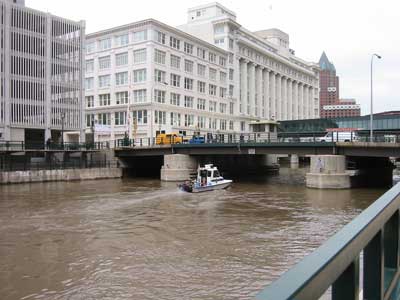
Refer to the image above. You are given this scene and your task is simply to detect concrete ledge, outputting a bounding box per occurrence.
[306,173,351,189]
[0,168,122,184]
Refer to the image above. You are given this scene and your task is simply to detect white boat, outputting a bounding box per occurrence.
[178,164,232,193]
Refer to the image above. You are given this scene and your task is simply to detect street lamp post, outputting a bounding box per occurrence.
[61,112,65,148]
[370,53,382,142]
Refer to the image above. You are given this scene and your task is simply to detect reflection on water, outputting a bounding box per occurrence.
[0,168,385,300]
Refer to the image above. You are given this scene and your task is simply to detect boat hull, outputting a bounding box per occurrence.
[191,180,232,193]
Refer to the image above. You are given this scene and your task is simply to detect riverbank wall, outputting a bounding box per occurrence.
[0,168,122,184]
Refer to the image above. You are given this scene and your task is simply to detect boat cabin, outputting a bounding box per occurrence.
[197,164,222,186]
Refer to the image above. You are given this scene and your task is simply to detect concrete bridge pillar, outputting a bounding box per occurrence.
[290,154,299,169]
[261,154,280,172]
[160,154,197,181]
[306,155,350,189]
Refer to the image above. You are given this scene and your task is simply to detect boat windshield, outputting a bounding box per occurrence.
[207,170,212,177]
[213,170,220,178]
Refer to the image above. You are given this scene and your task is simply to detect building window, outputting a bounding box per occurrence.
[170,36,180,49]
[99,56,111,70]
[86,42,95,54]
[98,38,111,51]
[184,114,194,127]
[132,110,148,124]
[229,85,234,96]
[170,112,181,126]
[170,93,181,106]
[184,96,194,108]
[85,59,94,72]
[154,69,166,83]
[115,52,128,66]
[154,89,166,103]
[133,69,147,83]
[85,77,94,90]
[229,102,234,115]
[99,94,111,106]
[154,49,166,64]
[209,84,217,96]
[98,75,110,88]
[115,34,129,46]
[228,53,233,64]
[184,59,194,73]
[114,111,126,125]
[219,103,227,114]
[155,31,165,44]
[214,24,224,34]
[116,91,128,104]
[133,30,147,42]
[229,39,234,50]
[86,114,95,127]
[184,42,193,54]
[219,57,226,67]
[229,69,234,81]
[209,118,217,129]
[115,72,128,85]
[215,38,224,45]
[220,87,227,98]
[154,110,166,125]
[170,74,180,87]
[197,98,206,110]
[170,54,181,69]
[197,64,206,77]
[184,78,193,90]
[229,120,234,130]
[240,121,245,131]
[86,96,94,108]
[220,119,227,130]
[133,49,147,63]
[209,101,216,112]
[197,81,206,93]
[133,89,147,103]
[220,71,227,83]
[209,52,217,63]
[197,116,206,128]
[97,113,111,125]
[197,48,206,59]
[209,68,217,81]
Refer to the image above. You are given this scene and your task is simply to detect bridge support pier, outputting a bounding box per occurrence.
[290,154,299,169]
[306,155,350,189]
[160,154,197,181]
[261,155,280,172]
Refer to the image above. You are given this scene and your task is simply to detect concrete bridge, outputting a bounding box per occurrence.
[115,141,400,189]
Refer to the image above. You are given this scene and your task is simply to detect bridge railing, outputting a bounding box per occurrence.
[256,183,400,300]
[0,141,109,151]
[112,130,400,148]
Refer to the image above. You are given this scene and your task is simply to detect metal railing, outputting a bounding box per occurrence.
[111,131,400,148]
[256,183,400,300]
[0,141,110,151]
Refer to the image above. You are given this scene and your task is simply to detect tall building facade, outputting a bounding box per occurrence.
[319,52,360,118]
[0,0,85,144]
[84,3,319,143]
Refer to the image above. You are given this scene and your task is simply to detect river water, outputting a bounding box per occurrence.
[0,168,385,300]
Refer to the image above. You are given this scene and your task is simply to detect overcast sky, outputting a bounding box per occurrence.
[29,0,399,115]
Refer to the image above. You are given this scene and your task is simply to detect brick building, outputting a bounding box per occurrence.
[319,52,360,118]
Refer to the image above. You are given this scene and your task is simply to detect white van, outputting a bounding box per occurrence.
[319,131,358,142]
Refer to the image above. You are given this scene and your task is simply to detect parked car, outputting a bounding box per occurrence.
[189,136,205,144]
[319,131,358,142]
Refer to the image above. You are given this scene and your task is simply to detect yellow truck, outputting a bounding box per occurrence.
[156,133,186,145]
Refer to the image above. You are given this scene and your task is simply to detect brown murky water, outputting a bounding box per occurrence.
[0,168,385,300]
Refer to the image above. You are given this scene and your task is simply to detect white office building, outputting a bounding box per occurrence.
[0,0,85,145]
[84,3,319,144]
